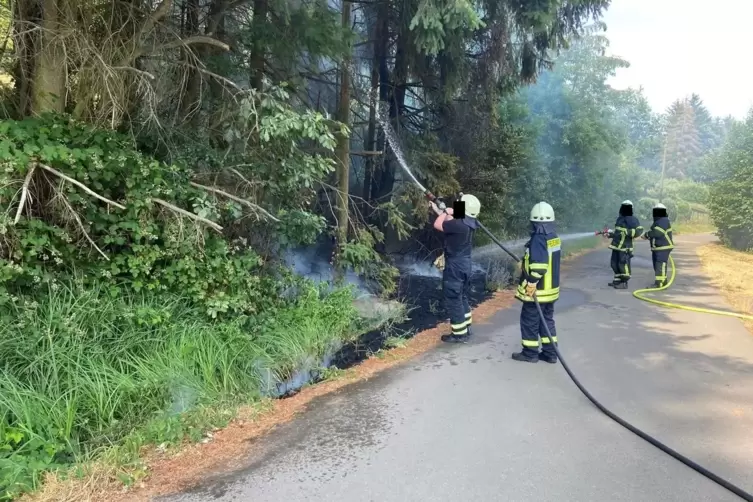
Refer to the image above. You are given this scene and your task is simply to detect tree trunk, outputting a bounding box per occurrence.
[250,0,268,91]
[334,0,352,278]
[32,0,67,114]
[362,0,387,203]
[371,19,408,206]
[180,0,201,120]
[13,0,41,117]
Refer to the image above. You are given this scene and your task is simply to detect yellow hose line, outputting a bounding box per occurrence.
[632,255,753,321]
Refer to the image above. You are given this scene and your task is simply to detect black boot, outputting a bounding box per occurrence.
[441,334,469,344]
[653,280,663,288]
[613,281,628,290]
[539,351,558,364]
[512,351,539,363]
[608,279,621,287]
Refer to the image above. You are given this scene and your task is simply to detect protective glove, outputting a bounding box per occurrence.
[525,281,538,297]
[433,253,446,271]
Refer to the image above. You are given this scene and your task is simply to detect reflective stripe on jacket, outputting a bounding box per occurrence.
[516,231,561,304]
[609,215,643,252]
[646,216,674,251]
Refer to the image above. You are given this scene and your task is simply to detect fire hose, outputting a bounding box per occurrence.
[632,255,753,321]
[377,120,753,501]
[595,228,753,320]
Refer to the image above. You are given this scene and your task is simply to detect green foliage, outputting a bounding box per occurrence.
[0,88,345,318]
[0,280,357,499]
[410,0,484,55]
[708,112,753,250]
[0,116,265,317]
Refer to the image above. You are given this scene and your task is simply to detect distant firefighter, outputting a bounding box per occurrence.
[430,194,481,344]
[606,200,643,289]
[641,203,674,288]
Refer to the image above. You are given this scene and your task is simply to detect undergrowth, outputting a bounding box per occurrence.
[0,280,357,499]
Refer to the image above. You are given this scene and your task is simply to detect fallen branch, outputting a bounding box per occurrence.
[14,165,36,224]
[59,193,109,261]
[37,163,126,210]
[190,181,280,222]
[152,198,224,233]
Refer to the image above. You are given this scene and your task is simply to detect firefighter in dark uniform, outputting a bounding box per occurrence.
[430,194,481,344]
[641,202,674,288]
[512,201,561,364]
[607,200,643,289]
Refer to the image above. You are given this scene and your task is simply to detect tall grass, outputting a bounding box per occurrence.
[0,281,357,499]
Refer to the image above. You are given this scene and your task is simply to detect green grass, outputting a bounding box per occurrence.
[0,281,357,499]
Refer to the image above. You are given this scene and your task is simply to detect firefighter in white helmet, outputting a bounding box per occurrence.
[641,202,674,288]
[430,193,481,343]
[512,201,561,364]
[605,200,643,289]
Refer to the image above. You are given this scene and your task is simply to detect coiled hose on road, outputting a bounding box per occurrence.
[633,255,753,321]
[479,225,753,502]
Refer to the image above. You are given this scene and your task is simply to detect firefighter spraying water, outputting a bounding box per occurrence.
[429,194,481,344]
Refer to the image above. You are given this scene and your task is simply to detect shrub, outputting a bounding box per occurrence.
[708,112,753,250]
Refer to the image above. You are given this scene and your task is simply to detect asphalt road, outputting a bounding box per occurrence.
[161,234,753,502]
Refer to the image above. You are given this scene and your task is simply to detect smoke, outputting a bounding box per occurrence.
[400,232,599,279]
[284,247,371,297]
[474,232,597,260]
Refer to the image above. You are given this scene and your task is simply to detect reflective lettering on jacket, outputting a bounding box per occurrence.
[609,215,644,252]
[646,216,674,251]
[516,233,561,304]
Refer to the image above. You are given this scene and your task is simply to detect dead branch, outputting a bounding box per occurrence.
[154,36,230,53]
[14,165,36,225]
[306,149,384,156]
[190,181,280,222]
[141,0,174,40]
[36,163,127,210]
[110,66,156,80]
[152,198,224,233]
[228,167,261,187]
[58,191,109,261]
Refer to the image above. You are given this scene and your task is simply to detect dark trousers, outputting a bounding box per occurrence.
[443,259,472,335]
[610,250,631,281]
[520,301,557,357]
[652,250,671,283]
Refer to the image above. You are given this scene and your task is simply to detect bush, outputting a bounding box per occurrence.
[0,112,335,318]
[708,112,753,250]
[0,280,356,499]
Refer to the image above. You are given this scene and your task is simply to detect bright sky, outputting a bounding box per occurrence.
[601,0,753,119]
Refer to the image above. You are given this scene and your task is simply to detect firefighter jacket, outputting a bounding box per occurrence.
[645,216,674,252]
[442,216,479,261]
[516,222,561,304]
[609,215,643,252]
